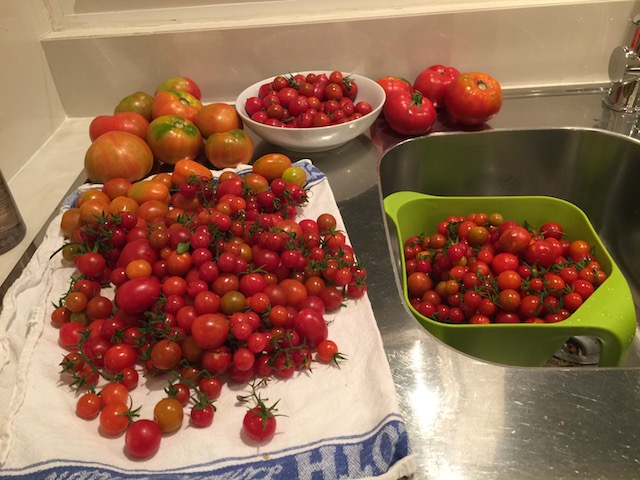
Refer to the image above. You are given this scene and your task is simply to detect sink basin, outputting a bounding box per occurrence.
[379,127,640,367]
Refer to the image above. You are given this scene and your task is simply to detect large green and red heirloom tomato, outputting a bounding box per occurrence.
[146,115,203,165]
[204,128,254,169]
[445,72,503,126]
[114,91,154,121]
[89,112,149,141]
[151,90,203,124]
[155,77,202,101]
[84,131,154,183]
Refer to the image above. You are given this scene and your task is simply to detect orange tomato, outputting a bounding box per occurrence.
[171,158,213,186]
[125,259,153,279]
[102,178,133,200]
[195,103,242,138]
[252,153,292,182]
[79,199,110,225]
[60,208,82,238]
[77,189,111,207]
[136,200,170,223]
[109,196,139,214]
[127,180,170,205]
[204,129,253,170]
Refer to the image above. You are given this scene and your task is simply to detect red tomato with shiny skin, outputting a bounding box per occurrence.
[89,112,150,142]
[155,77,202,101]
[84,131,154,183]
[383,90,436,136]
[413,65,461,109]
[147,115,203,165]
[115,276,162,314]
[152,90,202,124]
[204,129,254,169]
[125,419,162,458]
[445,72,503,126]
[375,76,412,103]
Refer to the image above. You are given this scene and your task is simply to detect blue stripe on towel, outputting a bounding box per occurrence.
[1,415,410,479]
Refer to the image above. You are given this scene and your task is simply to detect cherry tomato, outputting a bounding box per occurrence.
[125,419,162,458]
[243,406,277,442]
[153,397,184,433]
[99,402,131,436]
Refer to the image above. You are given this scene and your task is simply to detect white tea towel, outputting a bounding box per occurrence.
[0,160,416,479]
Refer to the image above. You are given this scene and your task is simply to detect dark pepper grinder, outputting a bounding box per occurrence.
[0,170,26,254]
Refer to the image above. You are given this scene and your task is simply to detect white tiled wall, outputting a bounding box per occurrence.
[2,0,638,179]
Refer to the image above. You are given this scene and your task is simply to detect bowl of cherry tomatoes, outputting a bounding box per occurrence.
[235,71,385,152]
[383,191,636,367]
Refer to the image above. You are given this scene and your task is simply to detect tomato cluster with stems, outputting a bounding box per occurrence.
[54,158,360,457]
[403,212,607,325]
[245,71,373,128]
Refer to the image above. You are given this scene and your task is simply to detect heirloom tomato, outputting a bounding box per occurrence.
[151,90,202,124]
[445,72,503,126]
[89,112,150,142]
[375,76,412,104]
[84,131,154,183]
[114,91,154,121]
[383,90,436,136]
[147,115,203,165]
[204,128,254,169]
[155,76,202,101]
[413,65,460,109]
[171,158,213,186]
[195,103,242,138]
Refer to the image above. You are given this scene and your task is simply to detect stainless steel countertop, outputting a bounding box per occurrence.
[3,85,638,479]
[264,86,640,480]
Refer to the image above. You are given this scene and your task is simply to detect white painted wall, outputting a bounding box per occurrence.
[0,0,66,181]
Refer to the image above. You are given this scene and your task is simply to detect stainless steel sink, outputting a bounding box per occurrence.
[379,127,640,367]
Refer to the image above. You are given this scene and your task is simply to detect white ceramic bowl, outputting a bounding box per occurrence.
[235,71,385,153]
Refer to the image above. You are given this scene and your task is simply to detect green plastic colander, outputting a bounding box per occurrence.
[383,191,636,367]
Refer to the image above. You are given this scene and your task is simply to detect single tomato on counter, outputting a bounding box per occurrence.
[413,65,460,109]
[383,90,436,136]
[445,72,503,126]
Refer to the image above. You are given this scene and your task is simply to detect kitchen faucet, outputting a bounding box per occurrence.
[601,14,640,136]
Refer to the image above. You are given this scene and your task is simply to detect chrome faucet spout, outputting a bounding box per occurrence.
[601,15,640,136]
